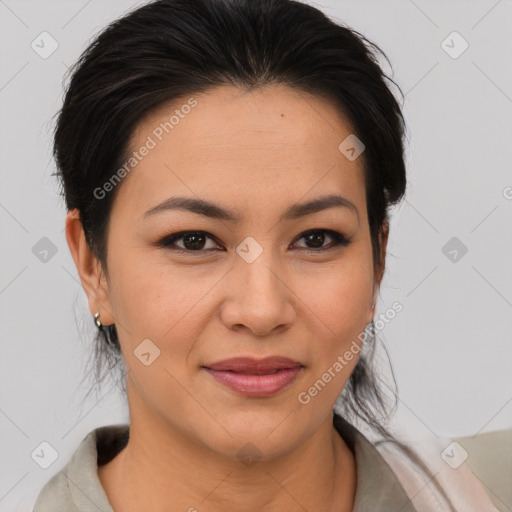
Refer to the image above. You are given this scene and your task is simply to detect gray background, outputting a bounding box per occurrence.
[1,0,511,510]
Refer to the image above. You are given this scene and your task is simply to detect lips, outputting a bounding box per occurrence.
[204,356,302,373]
[202,356,303,397]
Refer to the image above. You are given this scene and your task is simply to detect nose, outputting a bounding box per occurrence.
[220,249,296,337]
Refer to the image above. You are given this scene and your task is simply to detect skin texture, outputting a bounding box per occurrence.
[66,84,388,512]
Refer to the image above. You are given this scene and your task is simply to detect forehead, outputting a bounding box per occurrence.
[111,84,366,220]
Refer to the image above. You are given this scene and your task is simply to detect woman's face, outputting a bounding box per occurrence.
[77,84,385,459]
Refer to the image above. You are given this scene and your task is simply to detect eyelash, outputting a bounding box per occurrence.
[156,229,352,255]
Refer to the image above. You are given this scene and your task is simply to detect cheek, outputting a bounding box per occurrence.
[107,249,218,354]
[298,253,374,336]
[292,257,373,408]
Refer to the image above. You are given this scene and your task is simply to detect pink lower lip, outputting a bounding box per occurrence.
[203,367,303,397]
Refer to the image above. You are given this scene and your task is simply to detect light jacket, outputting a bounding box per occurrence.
[31,413,507,511]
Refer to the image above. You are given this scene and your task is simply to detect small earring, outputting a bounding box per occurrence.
[94,311,102,328]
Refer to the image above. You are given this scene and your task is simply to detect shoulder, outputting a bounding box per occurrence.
[375,428,510,512]
[32,424,129,512]
[453,429,512,512]
[32,470,77,512]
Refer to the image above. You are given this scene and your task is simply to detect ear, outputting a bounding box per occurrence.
[65,209,115,326]
[368,220,389,321]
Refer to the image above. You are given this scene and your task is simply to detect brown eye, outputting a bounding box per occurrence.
[158,231,222,253]
[304,231,326,248]
[180,232,207,250]
[292,229,351,251]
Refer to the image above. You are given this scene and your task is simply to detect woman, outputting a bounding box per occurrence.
[33,0,500,510]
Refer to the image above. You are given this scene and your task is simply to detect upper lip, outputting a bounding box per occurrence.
[203,356,303,373]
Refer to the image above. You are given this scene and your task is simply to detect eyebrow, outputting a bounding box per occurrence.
[140,194,360,224]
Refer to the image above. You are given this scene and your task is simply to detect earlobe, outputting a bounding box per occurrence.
[65,209,115,326]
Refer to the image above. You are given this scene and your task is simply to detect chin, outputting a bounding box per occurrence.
[194,409,307,459]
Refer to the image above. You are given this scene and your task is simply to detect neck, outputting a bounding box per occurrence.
[98,402,356,512]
